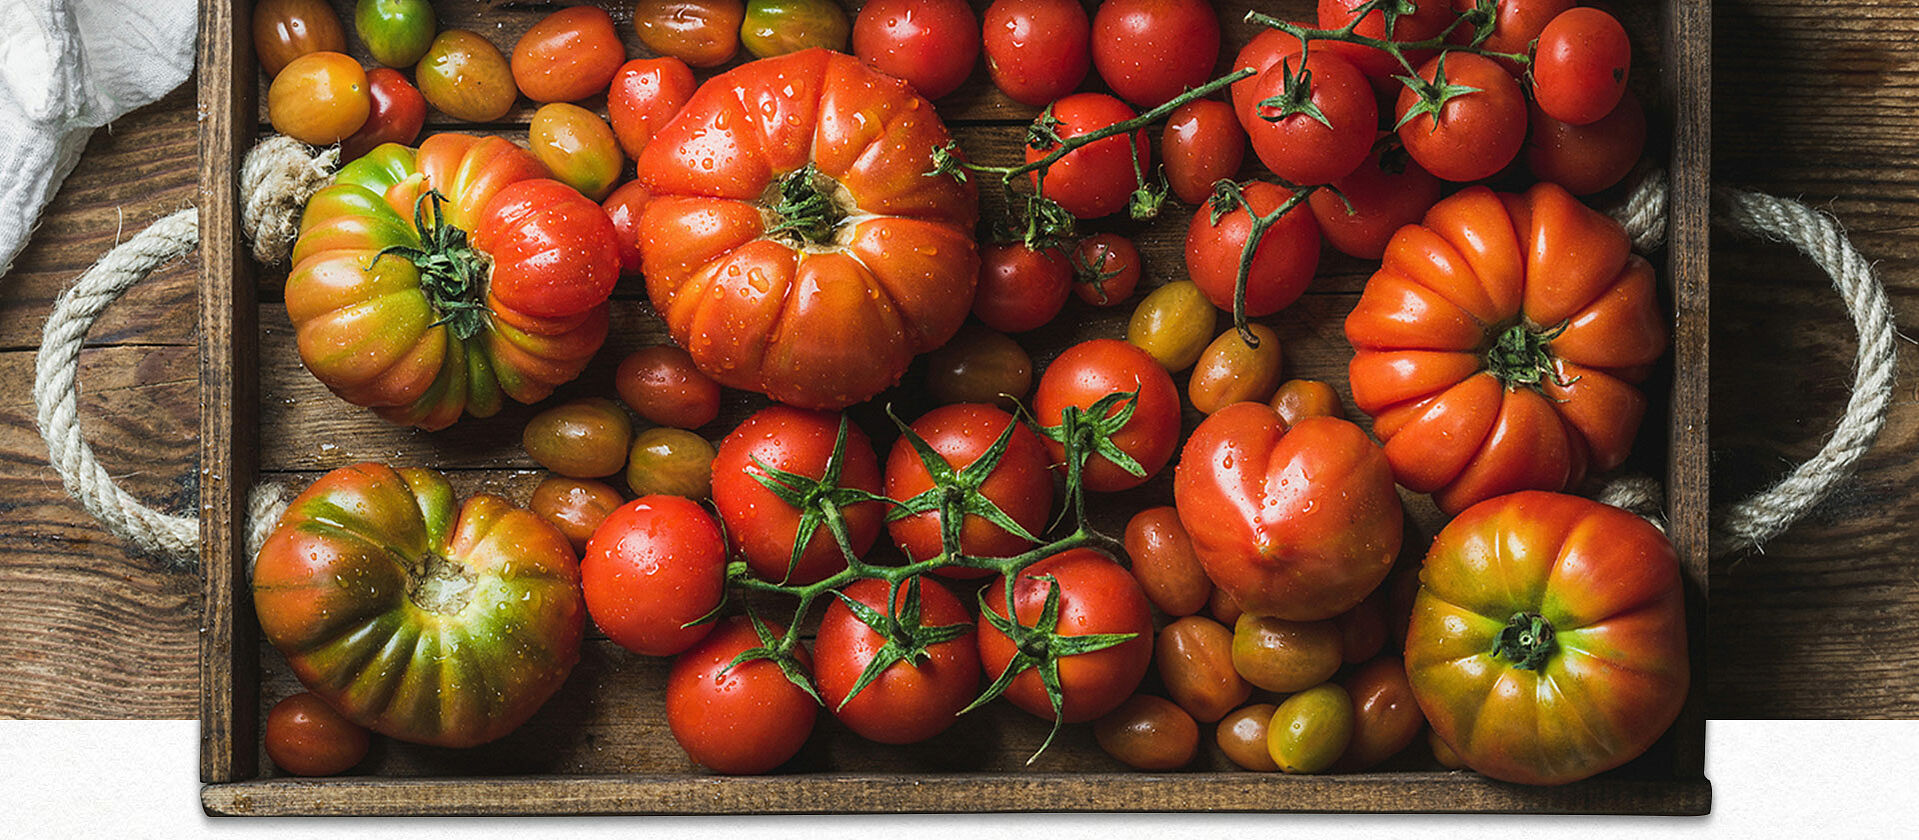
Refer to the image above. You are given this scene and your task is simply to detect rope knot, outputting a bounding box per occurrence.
[238,136,338,265]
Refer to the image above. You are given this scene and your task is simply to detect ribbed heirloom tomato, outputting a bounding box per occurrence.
[636,49,980,409]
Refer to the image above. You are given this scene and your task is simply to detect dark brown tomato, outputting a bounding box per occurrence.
[1210,584,1244,627]
[1231,614,1342,693]
[1123,506,1210,616]
[616,345,722,430]
[529,475,625,553]
[1093,694,1200,770]
[1188,324,1284,415]
[1333,591,1388,664]
[633,0,745,68]
[1217,703,1281,771]
[1336,655,1424,771]
[523,398,635,479]
[1155,615,1251,724]
[926,328,1034,410]
[254,0,347,77]
[626,427,717,499]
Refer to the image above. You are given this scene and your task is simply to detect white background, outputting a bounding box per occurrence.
[4,719,1916,837]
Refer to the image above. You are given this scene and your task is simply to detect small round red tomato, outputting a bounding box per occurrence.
[1526,90,1647,195]
[529,475,624,553]
[1394,52,1527,182]
[354,0,436,68]
[416,30,517,123]
[1094,694,1200,770]
[1027,93,1149,219]
[741,0,850,58]
[1228,27,1296,120]
[1533,7,1632,126]
[264,692,369,777]
[1071,234,1141,306]
[1449,0,1571,73]
[1161,99,1246,206]
[1269,378,1345,427]
[926,328,1034,410]
[1123,505,1210,616]
[1241,49,1376,185]
[1126,281,1215,371]
[1186,181,1321,317]
[1308,137,1443,260]
[1188,324,1284,415]
[853,0,980,100]
[666,615,817,774]
[1034,339,1181,492]
[583,495,727,657]
[1336,655,1424,771]
[603,180,653,276]
[255,0,346,77]
[530,103,624,201]
[815,577,980,744]
[1217,703,1281,771]
[1090,0,1221,108]
[339,67,424,161]
[1156,616,1250,723]
[974,242,1073,333]
[885,403,1054,566]
[1315,0,1452,86]
[616,345,722,430]
[634,0,745,67]
[523,398,634,479]
[608,57,697,160]
[267,52,369,145]
[626,427,717,499]
[512,5,626,103]
[982,0,1091,106]
[712,406,884,584]
[978,549,1154,723]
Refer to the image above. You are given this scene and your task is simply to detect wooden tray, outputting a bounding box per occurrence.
[196,0,1712,816]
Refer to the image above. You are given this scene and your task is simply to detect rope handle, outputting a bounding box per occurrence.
[31,147,1900,568]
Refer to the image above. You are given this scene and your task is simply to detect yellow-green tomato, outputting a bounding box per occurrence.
[1127,281,1215,371]
[529,103,625,201]
[355,0,437,67]
[626,427,717,499]
[740,0,849,58]
[416,30,516,122]
[1267,684,1354,774]
[523,398,634,479]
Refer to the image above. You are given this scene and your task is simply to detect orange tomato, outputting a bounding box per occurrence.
[267,51,369,144]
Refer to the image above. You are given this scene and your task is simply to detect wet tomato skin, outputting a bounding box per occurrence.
[1161,98,1246,206]
[982,0,1092,106]
[633,0,746,68]
[1217,703,1281,771]
[512,5,626,103]
[1123,505,1211,616]
[665,615,817,774]
[616,345,722,430]
[1094,694,1201,770]
[1156,615,1252,723]
[522,398,635,479]
[529,475,625,553]
[264,692,370,777]
[255,0,347,77]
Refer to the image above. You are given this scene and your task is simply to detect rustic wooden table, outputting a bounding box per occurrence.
[2,1,1913,721]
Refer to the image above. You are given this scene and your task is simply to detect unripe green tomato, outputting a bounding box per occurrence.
[740,0,849,58]
[1266,683,1354,774]
[355,0,437,67]
[1127,281,1215,371]
[529,103,625,201]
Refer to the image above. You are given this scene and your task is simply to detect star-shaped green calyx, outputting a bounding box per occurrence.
[830,576,974,711]
[745,414,886,584]
[964,575,1140,764]
[885,405,1043,560]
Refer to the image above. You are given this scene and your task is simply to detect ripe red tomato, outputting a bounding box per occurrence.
[264,692,369,777]
[1533,7,1632,126]
[1033,339,1181,493]
[1527,89,1646,195]
[978,549,1154,723]
[339,67,424,161]
[1307,138,1443,259]
[1394,52,1527,182]
[1240,47,1376,185]
[1161,98,1245,206]
[615,344,721,430]
[974,242,1073,333]
[266,52,369,145]
[1449,0,1571,73]
[1027,92,1148,219]
[1185,181,1321,317]
[1071,233,1142,306]
[982,0,1091,106]
[1315,0,1452,86]
[1090,0,1221,108]
[1228,27,1296,119]
[853,0,980,101]
[884,403,1054,566]
[666,616,818,774]
[581,496,727,657]
[815,577,981,744]
[511,5,626,103]
[712,405,884,584]
[602,179,652,277]
[607,57,697,160]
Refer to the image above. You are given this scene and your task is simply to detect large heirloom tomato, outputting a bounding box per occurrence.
[636,49,980,409]
[253,463,586,748]
[287,134,618,430]
[1406,492,1689,785]
[1344,183,1668,514]
[1173,406,1402,622]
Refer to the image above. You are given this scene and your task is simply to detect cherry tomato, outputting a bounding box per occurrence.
[616,345,722,430]
[1126,281,1215,372]
[1231,614,1342,693]
[530,103,624,201]
[978,549,1154,723]
[1033,339,1181,492]
[254,0,346,77]
[1094,694,1200,770]
[339,67,424,161]
[1337,655,1424,771]
[583,496,728,657]
[1394,52,1527,182]
[416,30,516,123]
[523,398,634,479]
[885,403,1054,565]
[1123,506,1210,616]
[1217,703,1281,771]
[741,0,850,58]
[1228,27,1297,120]
[603,180,653,277]
[354,0,436,68]
[712,406,884,585]
[513,5,626,103]
[1267,683,1354,773]
[973,242,1073,333]
[1161,99,1246,206]
[1269,379,1346,427]
[264,692,369,777]
[1333,592,1388,664]
[1156,616,1251,723]
[1188,324,1284,415]
[926,329,1034,410]
[1210,584,1244,626]
[529,475,624,553]
[634,0,746,68]
[1090,0,1221,108]
[1315,0,1452,86]
[1071,234,1141,306]
[666,615,816,774]
[853,0,980,101]
[1533,7,1631,126]
[1449,0,1571,74]
[982,0,1091,106]
[815,577,980,744]
[267,52,369,145]
[626,427,717,499]
[1308,138,1443,259]
[1028,93,1149,219]
[1185,181,1321,317]
[1526,90,1647,195]
[608,57,697,160]
[1240,48,1376,185]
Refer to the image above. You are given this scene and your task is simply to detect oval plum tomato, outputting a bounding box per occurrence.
[666,615,817,774]
[267,52,369,145]
[1161,99,1246,206]
[853,0,980,101]
[741,0,851,58]
[1533,7,1631,126]
[512,5,626,103]
[1315,0,1452,86]
[1267,683,1354,773]
[265,692,370,777]
[1126,281,1215,371]
[354,0,436,68]
[530,103,624,201]
[1449,0,1571,73]
[529,474,624,553]
[1217,703,1281,771]
[1071,233,1141,306]
[978,549,1154,723]
[633,0,745,68]
[339,67,424,161]
[607,57,697,160]
[625,427,717,498]
[1333,591,1389,663]
[1270,378,1346,427]
[416,30,517,122]
[1174,408,1403,621]
[1394,52,1527,182]
[982,0,1091,106]
[603,179,652,276]
[1188,324,1284,415]
[1123,505,1210,616]
[1090,0,1221,108]
[1231,613,1343,693]
[1344,183,1667,513]
[254,0,346,77]
[1241,49,1376,185]
[712,405,884,585]
[616,345,722,430]
[582,495,727,657]
[1308,137,1443,260]
[1034,339,1181,493]
[1336,654,1423,771]
[1156,616,1251,723]
[885,403,1053,567]
[1186,181,1321,317]
[522,398,634,479]
[815,577,980,744]
[1526,90,1646,195]
[1094,695,1200,769]
[926,328,1034,410]
[1027,93,1149,219]
[974,243,1073,333]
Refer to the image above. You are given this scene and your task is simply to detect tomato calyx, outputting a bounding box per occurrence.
[827,576,973,711]
[1070,240,1126,305]
[764,165,851,246]
[885,405,1043,556]
[1490,611,1558,671]
[1032,389,1148,523]
[406,552,477,614]
[745,415,889,583]
[1257,57,1335,131]
[1391,52,1484,131]
[372,189,492,340]
[1485,320,1580,391]
[722,606,825,704]
[967,573,1140,762]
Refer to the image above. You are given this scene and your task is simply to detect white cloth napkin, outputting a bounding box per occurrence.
[0,0,196,276]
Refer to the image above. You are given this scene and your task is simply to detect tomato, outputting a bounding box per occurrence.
[1230,613,1342,693]
[511,5,626,103]
[1430,727,1467,769]
[530,103,624,201]
[608,57,697,160]
[982,0,1091,106]
[1156,616,1250,723]
[1533,7,1631,126]
[815,577,980,744]
[1449,0,1571,73]
[1033,339,1181,493]
[884,403,1054,565]
[1185,181,1321,318]
[1526,90,1647,195]
[603,179,653,277]
[1174,408,1402,620]
[1308,137,1443,260]
[1333,591,1389,664]
[626,427,717,498]
[978,549,1154,723]
[1267,683,1353,773]
[529,475,624,553]
[1026,93,1148,220]
[634,0,746,68]
[926,328,1034,410]
[264,693,370,777]
[1188,324,1284,415]
[255,464,584,747]
[712,405,884,584]
[666,616,817,774]
[973,242,1073,333]
[1269,378,1345,427]
[1094,695,1200,770]
[615,345,722,429]
[582,495,727,657]
[1394,52,1527,182]
[340,68,425,162]
[523,398,633,479]
[637,50,979,409]
[1315,0,1452,86]
[1216,703,1281,771]
[1161,99,1246,206]
[1336,655,1423,771]
[1344,183,1667,513]
[1209,584,1243,626]
[1240,49,1376,186]
[267,52,369,145]
[1123,506,1210,616]
[1126,280,1215,371]
[741,0,851,58]
[1227,27,1297,120]
[1071,234,1141,306]
[354,0,436,68]
[1090,0,1221,108]
[254,0,346,77]
[853,0,980,101]
[288,136,618,428]
[1407,492,1690,785]
[416,30,517,123]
